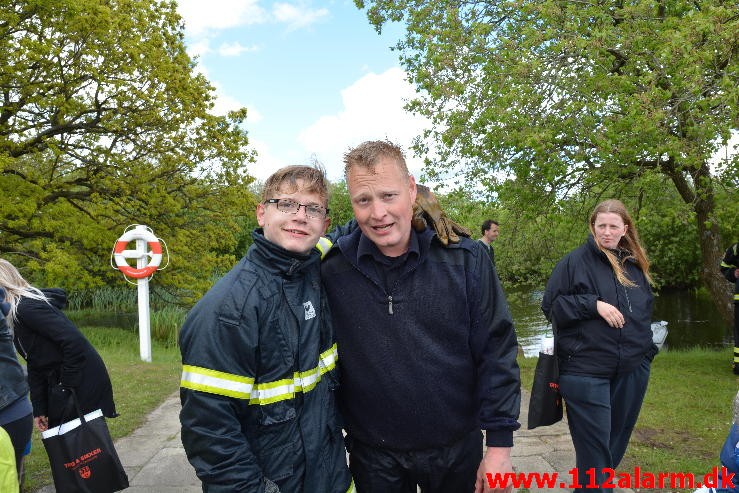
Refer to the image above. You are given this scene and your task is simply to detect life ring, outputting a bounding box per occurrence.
[113,229,162,279]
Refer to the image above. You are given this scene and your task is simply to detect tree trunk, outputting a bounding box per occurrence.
[693,192,733,328]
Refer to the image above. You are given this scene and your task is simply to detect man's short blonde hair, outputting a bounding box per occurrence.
[343,140,409,180]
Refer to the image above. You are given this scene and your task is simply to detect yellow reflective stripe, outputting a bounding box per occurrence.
[734,294,739,301]
[722,261,737,268]
[249,343,338,404]
[318,343,339,375]
[181,365,254,399]
[316,236,333,259]
[346,478,356,493]
[183,344,340,404]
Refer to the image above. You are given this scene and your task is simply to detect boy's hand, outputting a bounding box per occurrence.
[412,184,471,246]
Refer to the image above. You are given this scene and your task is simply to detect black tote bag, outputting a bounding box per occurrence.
[527,326,563,429]
[41,390,128,493]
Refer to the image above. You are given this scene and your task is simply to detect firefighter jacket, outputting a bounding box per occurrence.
[179,230,353,493]
[721,242,739,303]
[542,235,657,377]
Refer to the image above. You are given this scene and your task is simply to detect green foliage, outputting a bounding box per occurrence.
[357,0,738,314]
[0,0,257,301]
[328,181,355,229]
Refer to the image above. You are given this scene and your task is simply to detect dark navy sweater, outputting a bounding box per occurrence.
[322,227,520,450]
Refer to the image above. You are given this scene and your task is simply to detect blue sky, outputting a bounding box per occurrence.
[176,0,430,182]
[175,0,736,185]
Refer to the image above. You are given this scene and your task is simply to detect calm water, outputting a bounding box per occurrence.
[506,286,733,357]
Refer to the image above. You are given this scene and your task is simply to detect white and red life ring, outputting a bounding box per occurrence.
[113,229,162,279]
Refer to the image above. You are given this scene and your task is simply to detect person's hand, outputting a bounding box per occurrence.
[734,268,739,279]
[475,447,513,493]
[597,300,625,328]
[34,416,49,432]
[412,184,471,246]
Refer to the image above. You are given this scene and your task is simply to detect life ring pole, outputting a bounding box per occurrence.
[135,226,152,363]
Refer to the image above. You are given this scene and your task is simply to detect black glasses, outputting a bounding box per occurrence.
[264,198,329,219]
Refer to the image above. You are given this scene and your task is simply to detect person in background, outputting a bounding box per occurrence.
[321,140,520,493]
[479,219,499,267]
[720,242,739,375]
[542,199,657,493]
[0,289,32,484]
[0,259,117,432]
[179,165,354,493]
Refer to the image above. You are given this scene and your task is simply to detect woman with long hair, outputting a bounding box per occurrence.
[542,199,657,493]
[0,259,117,432]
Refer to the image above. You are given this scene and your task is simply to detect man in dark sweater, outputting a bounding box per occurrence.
[322,140,520,493]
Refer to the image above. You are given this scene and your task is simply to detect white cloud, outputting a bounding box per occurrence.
[176,0,268,36]
[297,67,430,180]
[272,2,329,31]
[218,41,260,57]
[248,139,293,181]
[187,39,211,59]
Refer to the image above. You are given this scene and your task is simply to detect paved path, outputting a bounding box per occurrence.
[35,389,633,493]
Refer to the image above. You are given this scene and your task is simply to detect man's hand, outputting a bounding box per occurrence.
[412,184,471,246]
[475,447,513,493]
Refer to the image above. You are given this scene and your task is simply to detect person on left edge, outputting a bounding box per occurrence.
[321,140,520,493]
[0,288,32,483]
[179,165,354,493]
[542,199,657,493]
[720,242,739,375]
[0,259,118,432]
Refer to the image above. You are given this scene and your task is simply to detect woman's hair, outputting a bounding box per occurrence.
[588,199,653,287]
[0,258,47,328]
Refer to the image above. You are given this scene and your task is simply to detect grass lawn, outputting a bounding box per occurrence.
[518,346,738,492]
[21,327,181,493]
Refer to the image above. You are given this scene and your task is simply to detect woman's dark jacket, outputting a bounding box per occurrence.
[13,288,116,426]
[542,235,657,377]
[0,313,29,415]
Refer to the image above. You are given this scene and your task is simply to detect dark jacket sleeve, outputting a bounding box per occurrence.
[541,254,599,329]
[721,244,738,283]
[470,241,521,447]
[179,280,268,493]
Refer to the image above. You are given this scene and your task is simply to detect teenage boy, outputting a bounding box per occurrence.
[179,165,354,493]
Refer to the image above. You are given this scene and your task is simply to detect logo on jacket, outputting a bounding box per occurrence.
[79,466,91,479]
[303,301,316,320]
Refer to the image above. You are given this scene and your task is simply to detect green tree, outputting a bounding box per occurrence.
[357,0,738,322]
[0,0,255,299]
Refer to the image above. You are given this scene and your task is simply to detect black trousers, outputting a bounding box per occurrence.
[346,429,482,493]
[733,299,738,375]
[558,358,651,493]
[2,413,33,476]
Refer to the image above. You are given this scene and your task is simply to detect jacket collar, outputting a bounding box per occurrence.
[247,228,320,277]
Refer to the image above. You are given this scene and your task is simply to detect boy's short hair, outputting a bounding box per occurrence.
[261,165,330,206]
[343,140,409,180]
[481,219,499,235]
